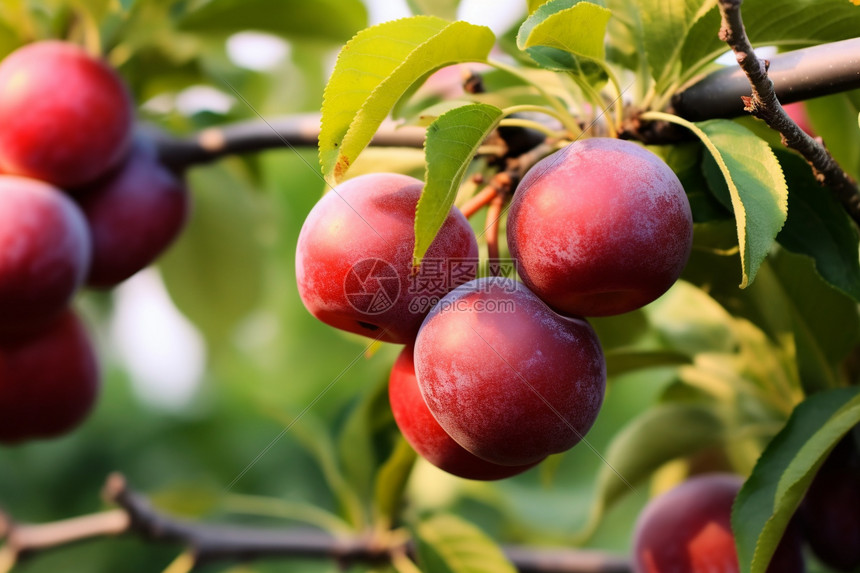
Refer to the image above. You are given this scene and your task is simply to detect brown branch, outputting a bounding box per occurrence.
[0,473,631,573]
[151,114,427,172]
[672,37,860,121]
[461,184,499,219]
[716,0,860,227]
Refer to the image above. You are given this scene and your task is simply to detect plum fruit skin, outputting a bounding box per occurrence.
[632,473,805,573]
[507,138,693,317]
[295,173,478,344]
[0,176,91,337]
[783,102,815,137]
[76,139,190,288]
[389,346,541,480]
[414,277,606,467]
[0,41,133,188]
[0,311,100,444]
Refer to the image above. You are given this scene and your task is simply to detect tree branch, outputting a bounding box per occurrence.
[0,473,631,573]
[151,37,860,171]
[672,37,860,121]
[712,0,860,226]
[152,114,426,172]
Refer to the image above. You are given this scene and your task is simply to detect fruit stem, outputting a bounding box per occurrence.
[485,191,506,274]
[571,74,618,138]
[594,61,626,133]
[501,104,578,139]
[488,59,583,138]
[460,185,499,219]
[498,118,566,140]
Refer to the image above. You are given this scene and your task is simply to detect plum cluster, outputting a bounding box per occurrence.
[297,138,693,480]
[0,41,190,445]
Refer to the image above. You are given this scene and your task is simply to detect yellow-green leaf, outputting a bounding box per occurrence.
[635,0,716,88]
[644,114,787,288]
[406,0,460,20]
[681,0,860,82]
[519,0,610,61]
[528,0,550,12]
[576,403,725,540]
[319,16,494,185]
[414,103,503,265]
[415,514,516,573]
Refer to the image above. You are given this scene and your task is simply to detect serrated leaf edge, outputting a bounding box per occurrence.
[413,103,503,265]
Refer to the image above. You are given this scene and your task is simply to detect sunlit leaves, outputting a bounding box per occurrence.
[414,103,503,264]
[687,119,788,287]
[633,0,715,88]
[180,0,368,42]
[319,16,494,185]
[517,0,611,72]
[775,150,860,302]
[681,0,860,82]
[415,514,517,573]
[578,403,725,539]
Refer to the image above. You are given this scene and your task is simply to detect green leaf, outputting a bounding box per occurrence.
[319,16,495,185]
[646,280,736,356]
[589,309,650,350]
[517,0,611,68]
[337,372,397,508]
[0,17,22,61]
[73,0,113,24]
[805,92,860,181]
[414,103,503,264]
[605,0,648,85]
[414,514,516,573]
[528,0,550,12]
[150,483,219,518]
[605,349,691,377]
[774,149,860,302]
[733,387,860,573]
[221,494,353,536]
[680,0,860,82]
[179,0,368,42]
[514,0,610,76]
[693,119,788,287]
[347,147,428,181]
[276,410,366,529]
[373,437,417,527]
[769,249,860,392]
[634,0,716,87]
[650,142,731,223]
[406,0,461,20]
[578,403,725,539]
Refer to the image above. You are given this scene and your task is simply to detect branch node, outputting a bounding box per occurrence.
[198,128,227,152]
[716,0,860,227]
[102,472,127,503]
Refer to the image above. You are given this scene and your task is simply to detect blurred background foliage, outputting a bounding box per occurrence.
[0,1,858,572]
